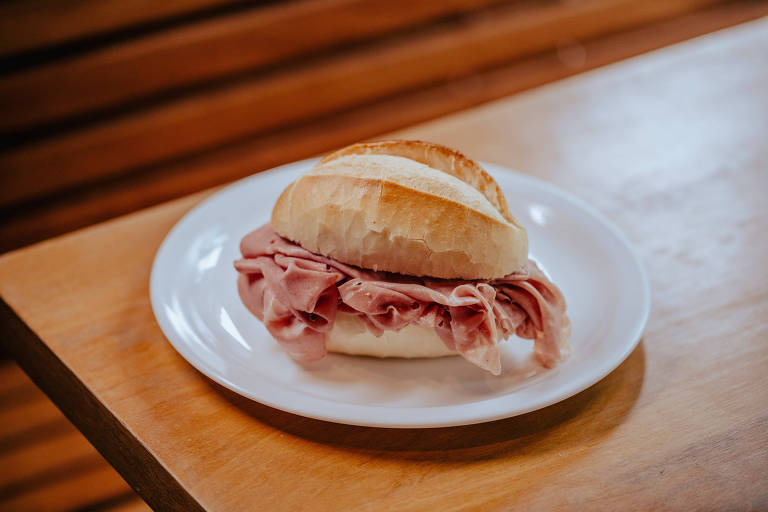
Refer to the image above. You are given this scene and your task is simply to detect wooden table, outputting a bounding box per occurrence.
[2,18,767,511]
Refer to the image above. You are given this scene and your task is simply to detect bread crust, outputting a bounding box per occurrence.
[272,140,527,279]
[322,140,518,225]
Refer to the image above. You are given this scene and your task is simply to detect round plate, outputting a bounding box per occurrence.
[150,159,650,428]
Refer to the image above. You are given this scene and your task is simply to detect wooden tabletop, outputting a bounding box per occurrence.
[2,18,767,511]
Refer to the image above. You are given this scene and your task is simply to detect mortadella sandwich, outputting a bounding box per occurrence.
[234,140,570,375]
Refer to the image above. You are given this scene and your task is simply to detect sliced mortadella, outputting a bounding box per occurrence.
[234,224,569,374]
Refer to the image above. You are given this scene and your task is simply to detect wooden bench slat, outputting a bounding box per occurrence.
[0,0,506,132]
[105,497,152,512]
[0,392,68,445]
[0,463,135,512]
[0,0,726,210]
[0,361,143,510]
[2,0,763,254]
[0,362,70,448]
[0,429,104,493]
[0,360,31,396]
[0,0,242,58]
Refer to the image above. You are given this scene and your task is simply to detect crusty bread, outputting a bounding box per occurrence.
[321,140,517,224]
[271,140,527,279]
[326,313,456,358]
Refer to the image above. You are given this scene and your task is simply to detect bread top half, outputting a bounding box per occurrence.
[271,140,528,279]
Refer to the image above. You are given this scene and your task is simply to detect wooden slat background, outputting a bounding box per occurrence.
[0,0,731,198]
[0,0,508,131]
[0,0,244,58]
[0,361,150,511]
[1,0,767,254]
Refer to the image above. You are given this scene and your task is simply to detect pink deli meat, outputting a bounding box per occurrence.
[234,225,570,375]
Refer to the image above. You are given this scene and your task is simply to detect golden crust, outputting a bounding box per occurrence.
[321,140,519,226]
[272,140,528,279]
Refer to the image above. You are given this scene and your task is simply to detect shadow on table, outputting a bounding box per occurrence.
[205,341,645,462]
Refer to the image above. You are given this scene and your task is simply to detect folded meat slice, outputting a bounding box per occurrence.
[234,225,570,374]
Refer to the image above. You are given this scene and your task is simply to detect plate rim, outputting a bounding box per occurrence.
[150,159,651,428]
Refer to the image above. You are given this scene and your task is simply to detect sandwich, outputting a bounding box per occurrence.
[234,140,570,375]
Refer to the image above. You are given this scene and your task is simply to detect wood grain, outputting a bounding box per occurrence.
[0,463,141,512]
[106,498,153,512]
[2,17,768,511]
[0,0,506,132]
[0,360,149,511]
[0,0,241,58]
[2,0,765,253]
[0,392,66,444]
[0,298,205,512]
[0,0,727,209]
[0,360,33,397]
[0,429,105,491]
[0,362,72,449]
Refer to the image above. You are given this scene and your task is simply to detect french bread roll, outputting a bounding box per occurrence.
[326,313,456,358]
[271,140,527,279]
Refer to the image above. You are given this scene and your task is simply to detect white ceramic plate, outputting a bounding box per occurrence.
[150,159,650,428]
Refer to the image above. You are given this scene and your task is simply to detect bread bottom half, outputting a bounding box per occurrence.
[325,312,457,359]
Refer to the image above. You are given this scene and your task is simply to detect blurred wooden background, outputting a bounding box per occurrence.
[1,1,767,510]
[2,0,768,255]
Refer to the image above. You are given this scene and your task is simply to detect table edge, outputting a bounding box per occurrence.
[0,298,206,512]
